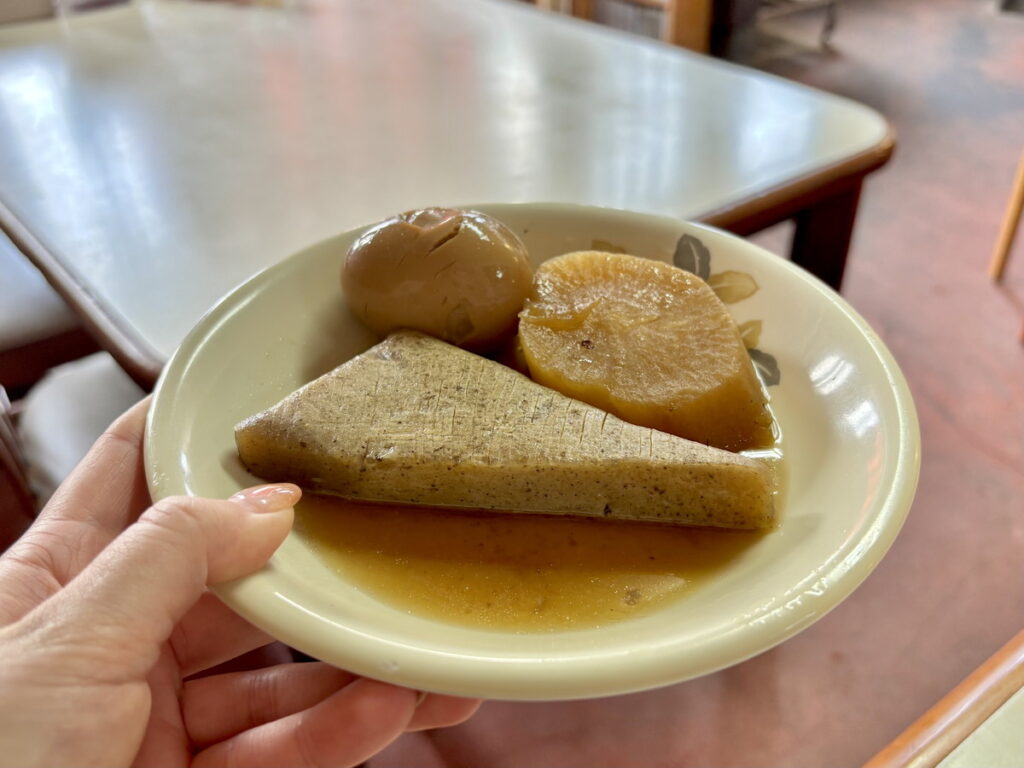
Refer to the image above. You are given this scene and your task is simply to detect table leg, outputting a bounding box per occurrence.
[790,179,863,292]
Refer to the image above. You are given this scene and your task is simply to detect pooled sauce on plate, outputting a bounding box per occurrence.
[294,449,782,632]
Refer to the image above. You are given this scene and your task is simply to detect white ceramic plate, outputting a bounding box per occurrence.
[145,203,919,701]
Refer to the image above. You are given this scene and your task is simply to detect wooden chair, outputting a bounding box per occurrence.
[0,233,99,399]
[0,352,145,552]
[758,0,839,48]
[988,149,1024,283]
[0,387,35,551]
[535,0,713,53]
[988,149,1024,342]
[864,627,1024,768]
[541,0,841,57]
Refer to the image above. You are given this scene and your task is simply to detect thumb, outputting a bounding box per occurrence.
[29,484,299,672]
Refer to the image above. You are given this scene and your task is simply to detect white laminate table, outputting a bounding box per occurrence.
[0,0,892,386]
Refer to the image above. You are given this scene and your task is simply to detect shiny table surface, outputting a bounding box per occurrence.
[0,0,889,383]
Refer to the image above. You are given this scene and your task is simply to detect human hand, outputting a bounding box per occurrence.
[0,399,480,767]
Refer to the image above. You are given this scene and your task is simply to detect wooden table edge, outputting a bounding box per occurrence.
[863,627,1024,768]
[1,125,894,392]
[694,124,896,234]
[0,200,164,390]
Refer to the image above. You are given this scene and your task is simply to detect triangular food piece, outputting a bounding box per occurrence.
[235,331,775,529]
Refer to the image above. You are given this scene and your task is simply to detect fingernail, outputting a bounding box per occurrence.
[229,483,301,512]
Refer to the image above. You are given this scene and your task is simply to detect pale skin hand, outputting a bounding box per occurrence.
[0,399,480,767]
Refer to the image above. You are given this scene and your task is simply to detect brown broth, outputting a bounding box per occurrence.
[294,485,774,633]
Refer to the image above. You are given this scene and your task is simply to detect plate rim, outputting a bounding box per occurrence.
[145,202,921,700]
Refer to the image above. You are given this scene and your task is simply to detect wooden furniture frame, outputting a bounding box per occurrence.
[864,629,1024,768]
[563,0,712,52]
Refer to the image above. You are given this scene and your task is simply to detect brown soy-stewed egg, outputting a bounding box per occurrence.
[342,208,533,351]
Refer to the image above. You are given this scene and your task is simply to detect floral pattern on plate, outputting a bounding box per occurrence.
[673,233,780,386]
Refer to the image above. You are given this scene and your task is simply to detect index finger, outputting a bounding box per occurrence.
[0,397,151,609]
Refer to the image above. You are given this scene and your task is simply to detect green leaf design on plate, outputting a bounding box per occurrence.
[748,348,781,387]
[708,271,759,303]
[737,319,762,350]
[673,234,711,280]
[591,239,628,254]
